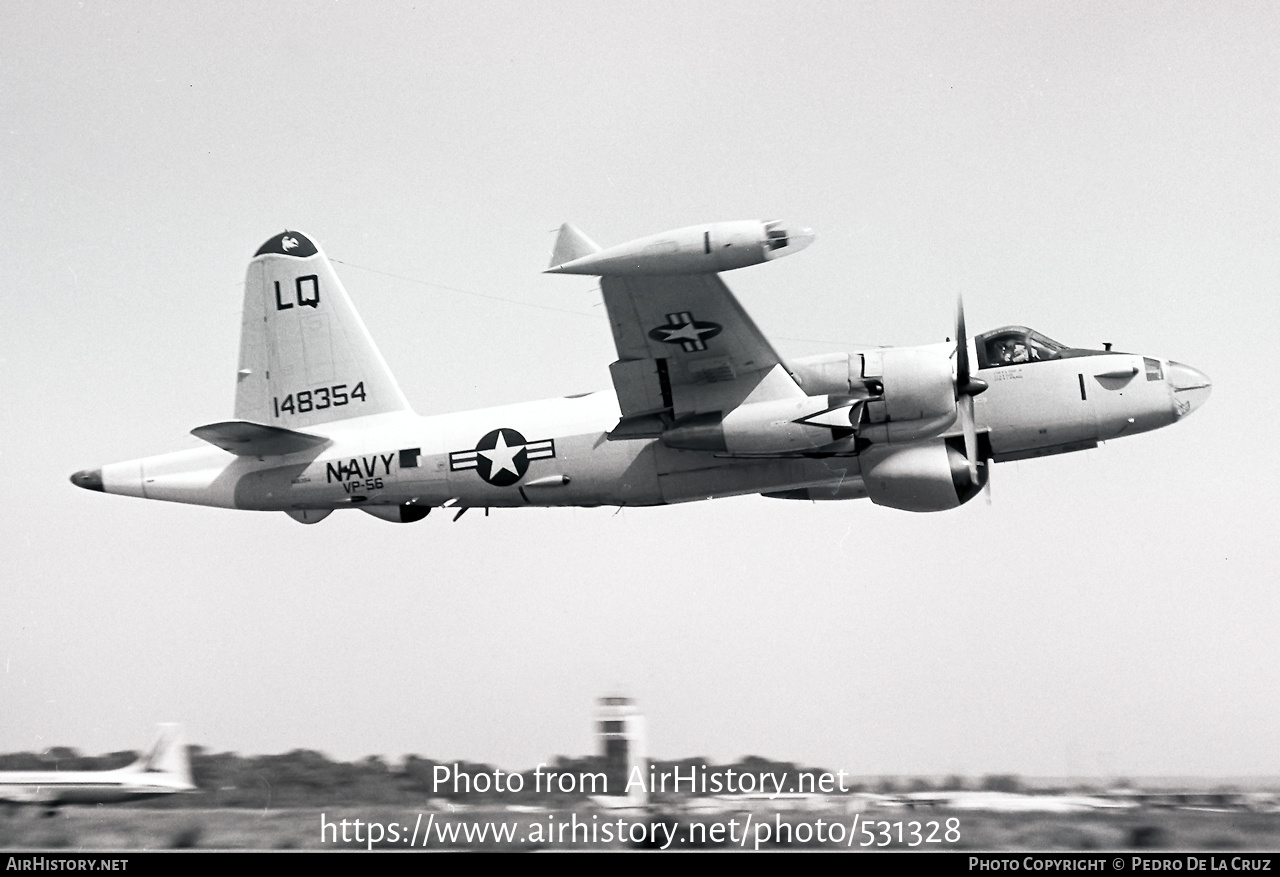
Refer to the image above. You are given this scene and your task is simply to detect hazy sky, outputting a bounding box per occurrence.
[3,2,1276,779]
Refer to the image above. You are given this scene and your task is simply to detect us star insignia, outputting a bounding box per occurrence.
[649,311,723,352]
[449,428,556,486]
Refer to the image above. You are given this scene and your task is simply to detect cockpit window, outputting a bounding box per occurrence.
[1026,335,1062,362]
[977,327,1067,369]
[988,334,1030,365]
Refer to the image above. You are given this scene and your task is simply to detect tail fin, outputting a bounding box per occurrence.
[129,724,195,788]
[235,231,412,429]
[547,222,602,270]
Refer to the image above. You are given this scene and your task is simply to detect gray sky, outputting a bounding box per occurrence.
[3,1,1276,778]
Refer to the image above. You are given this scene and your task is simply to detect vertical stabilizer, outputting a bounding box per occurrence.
[131,724,195,788]
[236,231,412,429]
[547,222,602,270]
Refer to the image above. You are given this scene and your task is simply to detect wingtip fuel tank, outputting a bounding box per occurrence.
[545,219,813,276]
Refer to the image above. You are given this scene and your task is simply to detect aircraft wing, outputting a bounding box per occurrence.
[601,273,803,427]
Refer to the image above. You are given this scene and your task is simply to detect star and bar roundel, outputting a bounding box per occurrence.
[449,428,556,486]
[648,311,723,353]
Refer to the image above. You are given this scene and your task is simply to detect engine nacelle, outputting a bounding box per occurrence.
[546,220,814,276]
[861,440,986,512]
[661,395,856,454]
[361,504,431,523]
[858,347,957,443]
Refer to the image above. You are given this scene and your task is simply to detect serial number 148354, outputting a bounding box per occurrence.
[272,381,366,418]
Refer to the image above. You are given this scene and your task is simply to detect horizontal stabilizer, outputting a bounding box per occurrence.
[547,222,602,270]
[191,420,329,456]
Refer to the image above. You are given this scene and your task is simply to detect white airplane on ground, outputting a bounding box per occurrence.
[0,724,195,809]
[70,221,1210,521]
[903,790,1133,813]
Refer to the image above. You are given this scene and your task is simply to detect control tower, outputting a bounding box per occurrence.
[596,696,647,807]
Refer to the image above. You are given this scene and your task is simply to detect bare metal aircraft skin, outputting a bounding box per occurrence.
[70,222,1210,522]
[0,725,194,807]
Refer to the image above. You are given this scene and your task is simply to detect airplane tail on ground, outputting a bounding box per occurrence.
[234,231,412,430]
[127,724,195,789]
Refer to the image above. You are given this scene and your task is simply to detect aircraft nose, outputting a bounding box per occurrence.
[1167,361,1211,418]
[70,468,104,491]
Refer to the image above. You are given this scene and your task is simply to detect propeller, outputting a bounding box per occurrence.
[954,296,988,488]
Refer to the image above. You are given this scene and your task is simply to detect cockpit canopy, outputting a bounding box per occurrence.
[973,326,1113,369]
[976,327,1064,368]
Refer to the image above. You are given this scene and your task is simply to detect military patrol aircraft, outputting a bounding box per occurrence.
[0,725,194,810]
[70,221,1210,521]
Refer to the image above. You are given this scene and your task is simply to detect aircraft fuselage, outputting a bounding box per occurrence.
[70,226,1209,519]
[86,347,1206,517]
[0,725,194,808]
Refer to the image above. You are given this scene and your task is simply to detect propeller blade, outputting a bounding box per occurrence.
[955,296,988,496]
[961,393,979,486]
[954,295,987,399]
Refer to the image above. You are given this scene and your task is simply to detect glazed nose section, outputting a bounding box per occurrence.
[1167,361,1211,418]
[70,468,104,492]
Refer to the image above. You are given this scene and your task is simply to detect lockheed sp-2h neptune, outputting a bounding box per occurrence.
[70,221,1210,521]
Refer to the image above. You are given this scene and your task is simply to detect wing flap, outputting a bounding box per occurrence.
[191,420,329,456]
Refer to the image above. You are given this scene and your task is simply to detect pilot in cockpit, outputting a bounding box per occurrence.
[994,338,1030,365]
